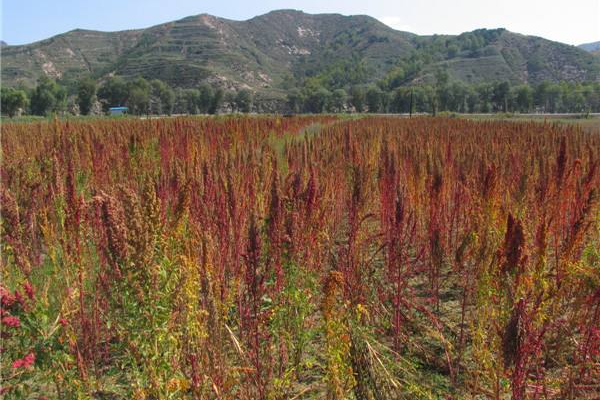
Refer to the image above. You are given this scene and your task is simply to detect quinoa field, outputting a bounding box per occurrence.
[1,116,599,399]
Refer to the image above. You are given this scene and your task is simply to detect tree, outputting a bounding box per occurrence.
[476,83,494,113]
[149,79,175,115]
[446,81,469,112]
[390,87,410,113]
[98,76,128,111]
[330,89,347,112]
[30,77,67,116]
[422,85,438,115]
[545,83,562,113]
[304,87,331,113]
[562,85,585,113]
[513,85,533,113]
[584,83,600,111]
[181,89,200,114]
[465,87,479,113]
[366,86,384,113]
[161,86,175,115]
[385,67,406,90]
[209,88,224,114]
[234,89,253,113]
[223,90,237,112]
[77,78,97,115]
[492,81,510,112]
[1,88,28,117]
[349,85,366,113]
[126,77,151,115]
[197,83,214,114]
[380,90,391,113]
[447,44,459,58]
[434,68,450,111]
[286,88,304,113]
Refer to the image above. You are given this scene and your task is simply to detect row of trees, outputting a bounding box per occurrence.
[1,78,69,117]
[287,78,600,114]
[3,75,600,117]
[1,76,255,117]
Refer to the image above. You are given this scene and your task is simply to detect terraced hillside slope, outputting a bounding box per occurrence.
[3,10,600,97]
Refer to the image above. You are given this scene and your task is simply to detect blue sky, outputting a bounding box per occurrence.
[2,0,599,46]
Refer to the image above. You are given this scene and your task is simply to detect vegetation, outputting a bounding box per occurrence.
[3,74,600,117]
[289,78,600,114]
[3,11,600,107]
[234,89,253,113]
[0,87,28,117]
[2,115,598,399]
[76,78,97,116]
[29,77,67,116]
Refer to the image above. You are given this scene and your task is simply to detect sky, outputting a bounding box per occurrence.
[2,0,599,46]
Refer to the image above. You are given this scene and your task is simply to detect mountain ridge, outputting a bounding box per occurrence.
[579,41,600,51]
[2,9,599,96]
[579,41,600,56]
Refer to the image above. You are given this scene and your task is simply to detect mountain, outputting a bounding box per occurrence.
[2,10,600,98]
[1,11,415,94]
[579,41,600,56]
[579,41,600,52]
[2,29,144,86]
[415,30,600,84]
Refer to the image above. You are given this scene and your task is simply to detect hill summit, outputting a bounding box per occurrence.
[3,9,599,98]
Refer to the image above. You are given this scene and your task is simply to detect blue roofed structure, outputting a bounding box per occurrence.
[109,106,128,116]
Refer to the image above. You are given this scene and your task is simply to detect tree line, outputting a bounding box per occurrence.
[2,74,600,117]
[1,76,255,117]
[287,76,600,114]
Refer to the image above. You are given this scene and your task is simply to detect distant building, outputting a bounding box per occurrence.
[109,106,128,116]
